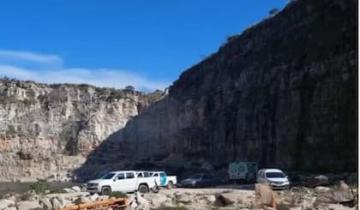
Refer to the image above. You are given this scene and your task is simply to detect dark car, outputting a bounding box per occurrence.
[179,173,221,188]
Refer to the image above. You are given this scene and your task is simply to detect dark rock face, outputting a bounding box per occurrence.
[78,0,357,178]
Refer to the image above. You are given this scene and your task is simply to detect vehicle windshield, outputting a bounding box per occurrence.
[189,174,203,179]
[266,172,285,178]
[100,172,116,179]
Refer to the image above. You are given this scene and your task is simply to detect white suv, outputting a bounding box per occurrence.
[86,170,156,195]
[257,169,290,190]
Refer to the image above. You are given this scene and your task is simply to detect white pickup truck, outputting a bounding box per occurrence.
[150,171,177,188]
[86,170,157,195]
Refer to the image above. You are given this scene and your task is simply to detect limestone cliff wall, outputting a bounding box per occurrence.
[0,79,162,181]
[78,0,357,179]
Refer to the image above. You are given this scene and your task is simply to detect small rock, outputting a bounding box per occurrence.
[97,195,109,201]
[214,193,235,206]
[17,201,42,210]
[175,193,192,204]
[338,180,350,191]
[51,197,63,210]
[205,195,216,203]
[63,188,75,193]
[89,193,99,201]
[74,196,91,204]
[39,198,52,210]
[129,198,138,209]
[57,195,71,207]
[315,186,331,193]
[289,207,302,210]
[71,186,81,192]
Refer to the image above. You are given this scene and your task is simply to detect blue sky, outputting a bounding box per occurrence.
[0,0,288,91]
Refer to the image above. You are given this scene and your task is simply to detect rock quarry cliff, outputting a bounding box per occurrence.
[0,80,163,181]
[77,0,357,179]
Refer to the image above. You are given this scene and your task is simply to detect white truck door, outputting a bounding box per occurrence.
[125,172,137,192]
[159,172,167,186]
[114,173,126,192]
[153,172,160,186]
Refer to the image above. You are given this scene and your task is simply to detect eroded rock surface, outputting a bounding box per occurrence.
[0,79,163,181]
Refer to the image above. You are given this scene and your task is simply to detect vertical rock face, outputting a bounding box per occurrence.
[79,0,357,178]
[0,79,162,181]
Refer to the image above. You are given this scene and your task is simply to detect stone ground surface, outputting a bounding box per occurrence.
[0,181,357,210]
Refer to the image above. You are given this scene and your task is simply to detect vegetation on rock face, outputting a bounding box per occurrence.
[29,180,67,194]
[29,180,51,194]
[125,85,135,92]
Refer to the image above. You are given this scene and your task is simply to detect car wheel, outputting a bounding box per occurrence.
[138,184,149,193]
[167,181,174,189]
[101,186,111,195]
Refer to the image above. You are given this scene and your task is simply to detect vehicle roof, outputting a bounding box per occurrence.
[148,171,165,173]
[108,170,138,173]
[259,168,284,173]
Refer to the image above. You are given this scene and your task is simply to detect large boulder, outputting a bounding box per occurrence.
[16,201,42,210]
[0,198,15,209]
[315,181,354,205]
[306,175,329,187]
[255,183,277,208]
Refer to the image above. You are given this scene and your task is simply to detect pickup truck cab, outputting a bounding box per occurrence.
[87,170,156,195]
[149,171,177,188]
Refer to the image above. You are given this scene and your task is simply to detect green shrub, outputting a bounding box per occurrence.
[49,188,67,194]
[29,180,50,194]
[109,191,128,198]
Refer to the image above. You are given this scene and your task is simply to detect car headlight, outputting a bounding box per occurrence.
[191,181,196,185]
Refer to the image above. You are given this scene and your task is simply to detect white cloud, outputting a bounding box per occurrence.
[0,50,170,91]
[0,50,62,65]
